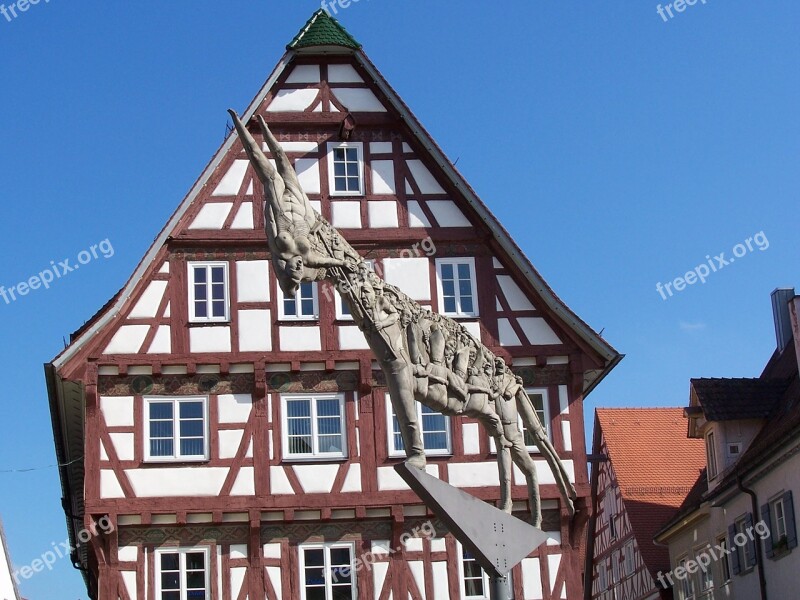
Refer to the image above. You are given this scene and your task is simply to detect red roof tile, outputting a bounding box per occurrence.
[596,408,707,577]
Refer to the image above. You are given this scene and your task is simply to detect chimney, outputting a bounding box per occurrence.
[771,288,796,352]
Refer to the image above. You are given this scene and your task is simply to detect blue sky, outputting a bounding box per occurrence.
[1,1,798,597]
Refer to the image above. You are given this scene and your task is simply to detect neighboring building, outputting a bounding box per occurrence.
[0,519,21,600]
[585,409,706,600]
[45,10,621,600]
[655,288,800,600]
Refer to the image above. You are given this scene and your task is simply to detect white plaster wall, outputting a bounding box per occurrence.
[497,275,535,311]
[328,64,363,83]
[522,557,543,599]
[448,462,501,487]
[407,201,432,227]
[109,433,134,461]
[189,326,231,353]
[561,421,572,452]
[218,430,244,459]
[341,464,362,493]
[293,464,340,494]
[129,280,168,318]
[100,470,125,498]
[370,142,393,154]
[236,260,270,302]
[121,571,137,599]
[497,319,522,346]
[286,64,320,84]
[383,258,431,301]
[103,325,150,354]
[338,325,370,350]
[427,200,470,227]
[407,161,445,194]
[218,394,252,423]
[230,467,255,496]
[519,317,562,345]
[462,422,481,455]
[368,201,399,228]
[189,203,232,229]
[331,88,386,112]
[548,554,565,598]
[238,309,272,352]
[377,465,439,491]
[147,325,171,354]
[126,468,229,496]
[332,201,362,228]
[296,158,321,194]
[432,562,450,600]
[230,203,254,230]
[101,396,135,427]
[212,160,249,196]
[270,466,294,495]
[279,326,321,351]
[370,161,396,194]
[460,321,482,341]
[267,88,318,112]
[230,566,247,599]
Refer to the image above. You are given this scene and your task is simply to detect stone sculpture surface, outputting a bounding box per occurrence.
[228,110,576,527]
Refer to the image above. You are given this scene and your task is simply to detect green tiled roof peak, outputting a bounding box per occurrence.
[288,9,361,50]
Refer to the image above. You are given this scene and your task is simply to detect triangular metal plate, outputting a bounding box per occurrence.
[394,462,551,577]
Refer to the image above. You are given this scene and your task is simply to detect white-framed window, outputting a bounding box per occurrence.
[327,142,364,196]
[145,397,208,462]
[155,547,209,600]
[717,536,731,582]
[694,545,713,593]
[279,281,319,320]
[733,515,756,572]
[461,547,490,599]
[727,442,742,458]
[282,394,347,460]
[387,395,451,456]
[678,556,695,600]
[706,430,718,479]
[188,262,229,323]
[299,542,356,600]
[435,258,478,317]
[489,388,550,454]
[773,497,788,541]
[598,562,607,592]
[623,541,634,576]
[605,493,617,540]
[610,550,619,586]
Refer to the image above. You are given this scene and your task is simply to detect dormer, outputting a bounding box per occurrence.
[685,378,788,491]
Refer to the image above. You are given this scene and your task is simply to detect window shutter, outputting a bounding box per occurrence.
[761,503,774,558]
[745,513,758,568]
[784,490,798,550]
[729,524,741,575]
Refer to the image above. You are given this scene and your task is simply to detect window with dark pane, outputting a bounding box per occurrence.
[301,544,355,600]
[391,400,450,455]
[332,146,361,193]
[147,397,206,461]
[438,260,476,316]
[190,263,228,322]
[283,281,317,319]
[157,549,207,600]
[523,392,547,448]
[149,401,174,457]
[284,395,345,458]
[462,548,489,599]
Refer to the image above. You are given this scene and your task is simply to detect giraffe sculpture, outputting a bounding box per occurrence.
[228,110,577,527]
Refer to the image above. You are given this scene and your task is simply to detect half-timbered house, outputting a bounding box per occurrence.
[585,409,705,600]
[46,11,621,600]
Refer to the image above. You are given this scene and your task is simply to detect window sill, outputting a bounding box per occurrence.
[188,320,231,327]
[142,458,210,466]
[277,318,320,324]
[769,547,792,560]
[281,455,349,463]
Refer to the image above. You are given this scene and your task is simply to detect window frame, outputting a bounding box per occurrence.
[623,541,634,577]
[735,515,756,572]
[327,142,364,197]
[727,442,742,459]
[386,394,452,457]
[489,387,550,454]
[706,430,718,480]
[144,396,209,463]
[188,261,230,323]
[678,555,695,600]
[717,535,731,583]
[298,541,357,600]
[458,544,491,600]
[773,497,788,541]
[278,281,320,321]
[598,562,607,592]
[154,546,210,600]
[281,393,348,461]
[435,257,479,318]
[694,544,713,593]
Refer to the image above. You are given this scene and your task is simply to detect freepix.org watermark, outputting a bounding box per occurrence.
[656,519,769,587]
[0,238,114,307]
[656,231,768,301]
[12,516,114,585]
[656,0,708,23]
[1,0,50,23]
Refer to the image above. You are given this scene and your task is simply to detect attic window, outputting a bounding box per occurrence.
[188,262,229,323]
[728,442,742,457]
[328,142,363,196]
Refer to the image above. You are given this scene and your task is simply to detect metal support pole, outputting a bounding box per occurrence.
[489,575,511,600]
